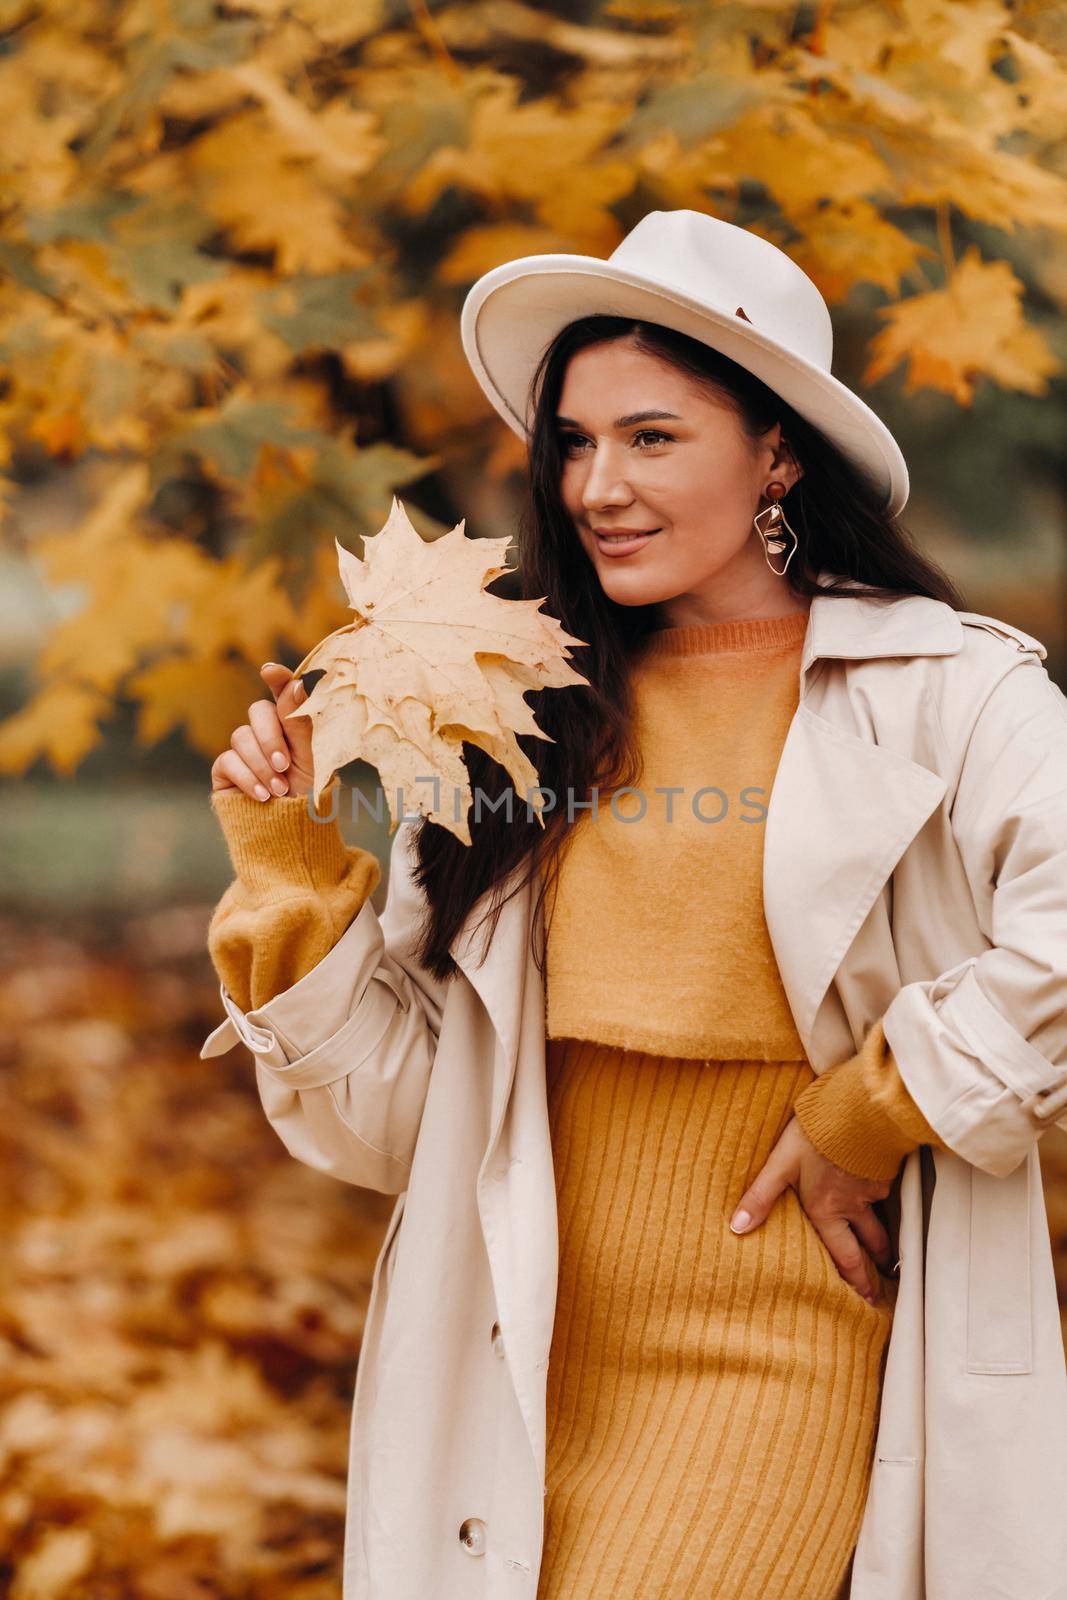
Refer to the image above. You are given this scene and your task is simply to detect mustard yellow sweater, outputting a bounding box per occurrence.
[206,620,946,1183]
[541,609,947,1180]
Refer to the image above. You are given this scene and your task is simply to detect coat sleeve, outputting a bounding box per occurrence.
[881,655,1067,1178]
[200,797,450,1196]
[791,1015,948,1180]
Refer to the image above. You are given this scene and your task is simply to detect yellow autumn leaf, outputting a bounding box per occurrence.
[37,532,215,695]
[338,298,429,384]
[0,61,81,209]
[895,117,1067,233]
[403,80,633,217]
[707,104,895,225]
[127,655,269,758]
[182,554,301,663]
[289,497,590,843]
[782,199,935,303]
[436,221,572,286]
[11,1526,94,1600]
[189,111,369,274]
[223,64,386,180]
[280,0,386,50]
[0,679,112,777]
[634,128,740,214]
[862,244,1061,403]
[176,268,295,382]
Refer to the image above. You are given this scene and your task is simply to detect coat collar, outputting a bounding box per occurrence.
[801,569,964,688]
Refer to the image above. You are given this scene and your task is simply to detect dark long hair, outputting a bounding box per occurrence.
[407,315,966,982]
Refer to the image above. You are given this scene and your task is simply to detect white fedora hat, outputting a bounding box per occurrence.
[460,208,910,517]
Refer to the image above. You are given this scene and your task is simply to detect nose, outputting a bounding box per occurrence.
[579,441,636,513]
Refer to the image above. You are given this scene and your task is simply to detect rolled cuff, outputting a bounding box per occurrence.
[792,1016,947,1180]
[210,778,351,892]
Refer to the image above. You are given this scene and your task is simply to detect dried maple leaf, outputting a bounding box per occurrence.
[288,497,590,844]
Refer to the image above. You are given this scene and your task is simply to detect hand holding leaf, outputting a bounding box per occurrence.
[287,498,589,844]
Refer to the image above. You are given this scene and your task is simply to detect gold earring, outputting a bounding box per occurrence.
[754,480,798,576]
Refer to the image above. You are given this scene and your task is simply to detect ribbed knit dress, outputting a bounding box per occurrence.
[205,612,946,1600]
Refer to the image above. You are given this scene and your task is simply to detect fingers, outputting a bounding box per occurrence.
[212,682,295,801]
[259,661,295,700]
[210,662,316,800]
[210,747,280,801]
[231,712,290,798]
[728,1118,891,1306]
[248,698,293,780]
[845,1201,893,1270]
[261,661,314,765]
[729,1142,795,1235]
[810,1213,883,1304]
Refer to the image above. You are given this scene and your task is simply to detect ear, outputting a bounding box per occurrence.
[771,432,804,492]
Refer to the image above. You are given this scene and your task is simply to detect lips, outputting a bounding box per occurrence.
[593,528,660,538]
[593,527,662,556]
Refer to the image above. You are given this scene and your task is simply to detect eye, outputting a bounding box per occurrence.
[558,428,675,455]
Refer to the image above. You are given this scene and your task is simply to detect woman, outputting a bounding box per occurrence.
[202,212,1067,1599]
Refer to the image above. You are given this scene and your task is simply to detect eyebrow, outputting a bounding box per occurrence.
[554,410,684,429]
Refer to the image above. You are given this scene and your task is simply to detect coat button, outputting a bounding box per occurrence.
[459,1517,487,1556]
[490,1320,505,1358]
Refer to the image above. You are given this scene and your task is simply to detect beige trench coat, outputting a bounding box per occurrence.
[201,574,1067,1600]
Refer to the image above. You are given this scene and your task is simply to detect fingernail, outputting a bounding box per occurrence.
[293,681,306,700]
[271,750,289,770]
[254,784,270,801]
[262,661,278,670]
[270,777,288,795]
[730,1210,752,1233]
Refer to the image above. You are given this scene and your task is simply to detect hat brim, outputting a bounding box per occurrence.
[460,254,909,517]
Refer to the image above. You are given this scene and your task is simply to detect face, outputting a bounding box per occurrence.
[555,337,807,627]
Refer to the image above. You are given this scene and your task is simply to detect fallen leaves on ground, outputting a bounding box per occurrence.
[0,908,395,1598]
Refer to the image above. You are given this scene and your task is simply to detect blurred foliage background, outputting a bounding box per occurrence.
[2,0,1067,1594]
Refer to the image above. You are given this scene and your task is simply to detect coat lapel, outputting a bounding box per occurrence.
[449,872,529,1060]
[763,577,963,1063]
[763,704,948,1061]
[449,858,535,1142]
